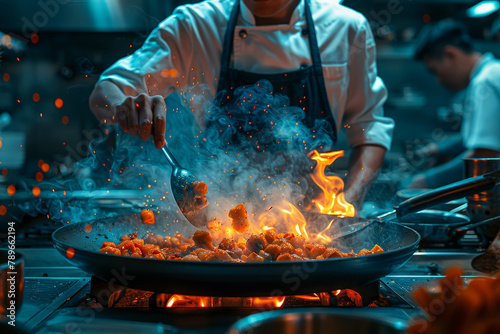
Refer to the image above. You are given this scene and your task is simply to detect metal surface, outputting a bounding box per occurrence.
[227,308,407,334]
[51,216,420,296]
[161,143,207,227]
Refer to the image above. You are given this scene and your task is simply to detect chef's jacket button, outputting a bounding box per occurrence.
[239,29,248,38]
[302,28,309,36]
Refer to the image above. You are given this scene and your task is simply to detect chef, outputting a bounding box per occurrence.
[89,0,394,209]
[404,20,500,189]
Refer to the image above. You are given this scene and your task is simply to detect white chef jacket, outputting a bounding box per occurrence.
[98,0,394,150]
[462,53,500,152]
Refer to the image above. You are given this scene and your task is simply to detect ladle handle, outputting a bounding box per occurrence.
[395,175,497,219]
[161,143,181,169]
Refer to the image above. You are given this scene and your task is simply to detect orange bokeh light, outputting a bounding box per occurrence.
[85,224,92,233]
[2,168,7,176]
[32,186,41,197]
[31,34,39,43]
[169,69,178,77]
[62,116,69,125]
[41,163,50,172]
[55,98,64,108]
[0,205,6,216]
[423,14,431,23]
[3,73,10,82]
[33,93,40,102]
[66,247,75,259]
[36,172,44,181]
[7,185,16,196]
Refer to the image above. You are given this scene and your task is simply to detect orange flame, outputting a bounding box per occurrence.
[308,150,355,217]
[253,296,286,308]
[165,295,210,308]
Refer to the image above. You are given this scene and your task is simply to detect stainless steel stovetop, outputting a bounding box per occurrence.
[13,248,487,334]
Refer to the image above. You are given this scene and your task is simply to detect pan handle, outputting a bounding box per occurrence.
[395,174,497,219]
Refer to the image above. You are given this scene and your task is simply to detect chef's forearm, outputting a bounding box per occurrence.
[344,144,386,209]
[89,80,129,123]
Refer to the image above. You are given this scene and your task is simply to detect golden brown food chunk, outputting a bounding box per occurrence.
[370,245,384,254]
[264,244,281,261]
[287,234,306,250]
[212,249,233,262]
[246,252,264,263]
[229,203,250,233]
[144,233,162,245]
[101,242,116,249]
[246,235,268,253]
[182,254,201,261]
[357,248,372,256]
[141,209,155,225]
[99,246,121,256]
[192,230,215,250]
[280,242,295,255]
[119,232,137,242]
[159,236,172,249]
[310,245,326,259]
[192,181,208,198]
[323,248,343,259]
[262,229,277,244]
[276,253,292,261]
[291,254,305,261]
[258,250,272,262]
[117,240,136,253]
[293,248,307,258]
[207,217,222,232]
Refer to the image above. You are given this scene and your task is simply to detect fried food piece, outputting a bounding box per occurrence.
[101,242,117,249]
[119,232,137,242]
[159,236,172,249]
[280,242,295,255]
[264,244,281,261]
[370,244,384,254]
[246,235,268,253]
[246,252,264,263]
[182,254,201,262]
[192,230,215,250]
[357,248,372,256]
[207,217,222,232]
[192,181,207,198]
[276,253,292,261]
[212,249,233,262]
[293,248,307,258]
[262,229,277,244]
[229,203,250,233]
[310,245,326,259]
[99,246,121,256]
[323,248,343,259]
[141,209,155,224]
[287,234,306,250]
[218,238,244,258]
[144,233,163,245]
[117,240,136,253]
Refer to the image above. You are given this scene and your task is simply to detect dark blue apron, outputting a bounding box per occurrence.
[208,0,336,153]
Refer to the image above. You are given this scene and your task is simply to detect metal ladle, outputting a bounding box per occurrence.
[161,143,207,227]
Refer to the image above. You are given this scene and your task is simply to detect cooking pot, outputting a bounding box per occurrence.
[464,158,500,240]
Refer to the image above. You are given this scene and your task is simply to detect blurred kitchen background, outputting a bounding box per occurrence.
[0,0,499,228]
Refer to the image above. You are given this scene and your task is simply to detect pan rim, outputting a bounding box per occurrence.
[52,221,421,267]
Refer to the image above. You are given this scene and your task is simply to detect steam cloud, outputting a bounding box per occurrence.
[17,79,341,236]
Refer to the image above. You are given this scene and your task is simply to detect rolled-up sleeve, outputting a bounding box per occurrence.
[342,20,394,150]
[97,9,193,97]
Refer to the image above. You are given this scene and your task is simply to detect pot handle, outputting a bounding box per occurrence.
[395,174,497,219]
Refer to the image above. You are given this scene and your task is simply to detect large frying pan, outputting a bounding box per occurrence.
[52,169,499,296]
[53,215,419,296]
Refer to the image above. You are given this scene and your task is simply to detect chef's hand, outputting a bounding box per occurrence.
[115,94,166,149]
[89,80,166,149]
